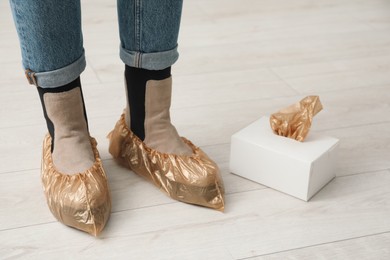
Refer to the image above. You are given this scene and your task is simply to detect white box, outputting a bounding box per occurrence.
[230,116,339,201]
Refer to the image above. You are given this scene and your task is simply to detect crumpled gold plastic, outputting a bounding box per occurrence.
[107,113,225,211]
[270,96,323,142]
[41,134,111,236]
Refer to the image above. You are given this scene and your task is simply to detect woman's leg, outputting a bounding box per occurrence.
[110,0,225,210]
[117,0,191,155]
[9,0,93,174]
[9,0,111,235]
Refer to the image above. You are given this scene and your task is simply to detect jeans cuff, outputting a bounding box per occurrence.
[28,53,86,88]
[120,45,179,70]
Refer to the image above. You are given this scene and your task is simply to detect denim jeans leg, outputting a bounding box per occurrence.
[117,0,183,70]
[9,0,85,88]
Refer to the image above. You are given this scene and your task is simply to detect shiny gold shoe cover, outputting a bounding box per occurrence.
[108,113,225,211]
[41,134,111,236]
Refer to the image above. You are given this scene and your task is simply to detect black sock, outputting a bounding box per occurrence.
[37,77,88,151]
[124,65,171,140]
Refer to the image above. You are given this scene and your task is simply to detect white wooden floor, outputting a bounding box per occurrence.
[1,0,390,259]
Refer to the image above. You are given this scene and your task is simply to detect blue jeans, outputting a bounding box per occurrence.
[9,0,183,88]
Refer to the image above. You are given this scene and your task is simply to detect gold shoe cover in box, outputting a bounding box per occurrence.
[41,134,111,236]
[270,96,323,142]
[108,113,225,211]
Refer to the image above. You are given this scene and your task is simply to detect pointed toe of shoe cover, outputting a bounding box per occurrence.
[41,134,111,236]
[108,114,225,211]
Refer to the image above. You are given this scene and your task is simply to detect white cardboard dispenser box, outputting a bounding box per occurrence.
[230,116,339,201]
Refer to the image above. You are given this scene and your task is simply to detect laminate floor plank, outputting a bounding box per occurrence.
[253,232,390,260]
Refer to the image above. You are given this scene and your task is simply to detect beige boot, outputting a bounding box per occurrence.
[108,72,224,211]
[125,77,192,156]
[38,84,111,236]
[42,87,94,174]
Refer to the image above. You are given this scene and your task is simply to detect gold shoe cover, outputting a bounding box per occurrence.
[108,114,225,211]
[41,134,111,236]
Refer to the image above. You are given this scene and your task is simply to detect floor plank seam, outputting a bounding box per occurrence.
[100,215,235,241]
[226,187,269,197]
[0,221,57,233]
[0,202,179,234]
[110,186,271,215]
[336,168,390,178]
[269,49,390,71]
[111,201,178,215]
[268,67,301,95]
[237,230,390,259]
[295,82,390,95]
[0,168,37,175]
[0,122,45,130]
[85,56,103,84]
[0,168,39,175]
[268,65,390,81]
[315,120,390,132]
